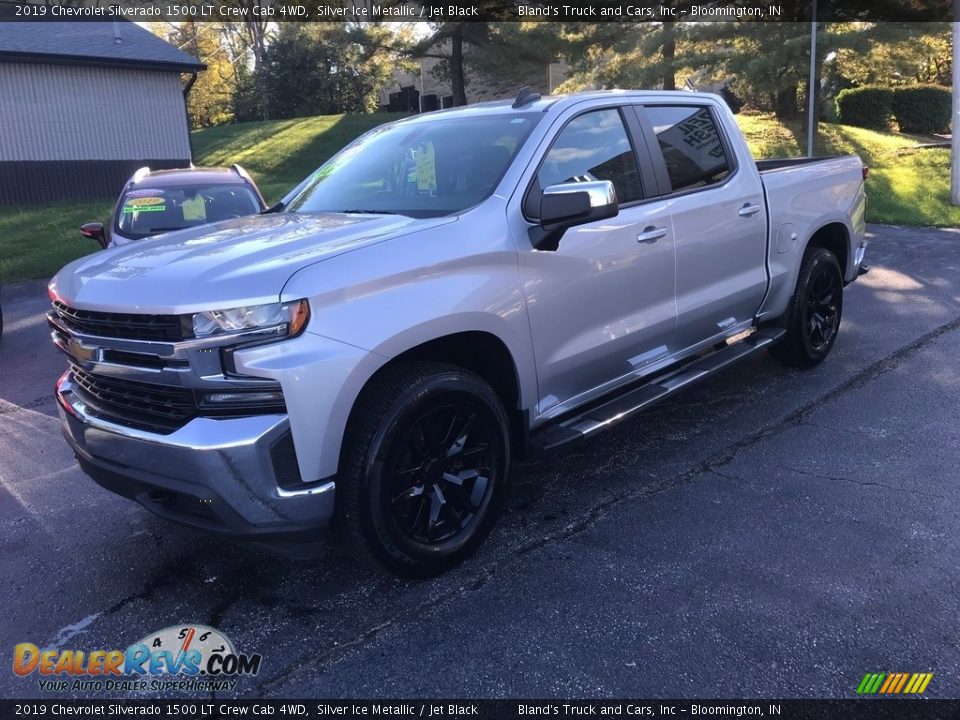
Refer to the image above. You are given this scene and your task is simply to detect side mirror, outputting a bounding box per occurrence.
[80,222,108,249]
[531,180,618,251]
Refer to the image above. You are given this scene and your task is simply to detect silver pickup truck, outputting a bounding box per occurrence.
[49,90,868,576]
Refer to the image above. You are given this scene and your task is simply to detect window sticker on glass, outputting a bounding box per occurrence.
[414,142,437,192]
[125,188,165,197]
[123,197,166,213]
[181,194,206,222]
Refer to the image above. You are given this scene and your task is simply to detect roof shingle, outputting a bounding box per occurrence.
[0,21,205,71]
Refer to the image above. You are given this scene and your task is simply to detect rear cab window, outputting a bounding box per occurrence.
[642,105,733,194]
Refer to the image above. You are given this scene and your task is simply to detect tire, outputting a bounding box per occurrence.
[335,362,511,577]
[769,246,844,368]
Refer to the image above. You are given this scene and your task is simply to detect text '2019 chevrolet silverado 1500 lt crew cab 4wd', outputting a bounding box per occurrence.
[50,90,868,576]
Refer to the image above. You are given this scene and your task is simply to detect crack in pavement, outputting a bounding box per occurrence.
[779,465,949,500]
[253,313,960,696]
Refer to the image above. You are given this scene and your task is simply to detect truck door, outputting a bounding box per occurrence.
[514,106,677,419]
[636,104,768,350]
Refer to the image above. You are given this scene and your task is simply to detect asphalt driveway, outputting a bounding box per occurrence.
[1,224,959,699]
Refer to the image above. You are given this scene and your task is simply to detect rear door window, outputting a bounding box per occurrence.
[643,105,732,193]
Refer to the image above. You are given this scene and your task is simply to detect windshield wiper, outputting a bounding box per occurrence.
[339,209,402,216]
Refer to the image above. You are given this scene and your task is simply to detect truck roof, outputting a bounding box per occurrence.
[126,167,251,189]
[399,89,717,124]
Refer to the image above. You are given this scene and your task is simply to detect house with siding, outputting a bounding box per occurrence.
[0,21,204,206]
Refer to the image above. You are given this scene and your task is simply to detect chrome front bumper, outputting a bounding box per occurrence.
[57,373,336,546]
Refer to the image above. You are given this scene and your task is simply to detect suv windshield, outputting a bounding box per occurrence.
[115,183,261,239]
[287,113,540,218]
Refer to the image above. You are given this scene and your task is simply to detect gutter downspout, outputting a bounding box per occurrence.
[182,71,198,166]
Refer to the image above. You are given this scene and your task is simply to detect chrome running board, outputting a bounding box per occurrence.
[530,327,786,451]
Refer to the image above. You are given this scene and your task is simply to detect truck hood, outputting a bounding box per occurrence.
[51,212,452,314]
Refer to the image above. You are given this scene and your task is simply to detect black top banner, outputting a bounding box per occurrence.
[0,0,954,23]
[3,699,960,720]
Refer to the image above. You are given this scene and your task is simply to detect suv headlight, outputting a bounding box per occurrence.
[191,299,310,338]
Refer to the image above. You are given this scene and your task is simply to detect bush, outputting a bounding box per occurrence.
[835,86,894,130]
[891,85,951,134]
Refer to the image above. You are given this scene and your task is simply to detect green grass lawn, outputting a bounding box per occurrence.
[738,113,956,227]
[191,112,399,202]
[0,111,954,283]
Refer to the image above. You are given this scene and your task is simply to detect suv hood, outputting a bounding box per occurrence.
[52,212,452,314]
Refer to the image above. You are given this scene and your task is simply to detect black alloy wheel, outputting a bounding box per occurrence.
[805,265,841,351]
[337,362,510,577]
[769,246,844,368]
[384,398,496,546]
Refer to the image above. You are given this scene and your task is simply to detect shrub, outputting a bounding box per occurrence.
[891,85,951,134]
[835,86,894,130]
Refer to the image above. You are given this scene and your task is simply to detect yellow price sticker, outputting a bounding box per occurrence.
[414,143,436,192]
[127,197,165,207]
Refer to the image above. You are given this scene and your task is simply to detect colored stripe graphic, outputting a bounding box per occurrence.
[857,672,932,694]
[881,673,900,693]
[894,673,910,693]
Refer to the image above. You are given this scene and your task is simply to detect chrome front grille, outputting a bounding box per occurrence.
[53,301,187,342]
[52,301,287,433]
[70,364,198,433]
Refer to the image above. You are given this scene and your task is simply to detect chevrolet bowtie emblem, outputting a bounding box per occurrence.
[66,338,98,363]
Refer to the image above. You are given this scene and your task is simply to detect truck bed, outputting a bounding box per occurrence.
[755,153,866,322]
[755,156,846,173]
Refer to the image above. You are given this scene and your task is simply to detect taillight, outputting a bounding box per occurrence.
[862,165,869,181]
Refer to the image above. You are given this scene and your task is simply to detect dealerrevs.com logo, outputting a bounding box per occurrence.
[13,624,262,693]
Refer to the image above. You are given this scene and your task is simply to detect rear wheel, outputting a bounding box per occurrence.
[769,246,844,368]
[336,362,510,577]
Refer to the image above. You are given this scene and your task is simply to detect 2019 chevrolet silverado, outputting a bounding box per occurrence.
[78,165,267,249]
[49,91,868,576]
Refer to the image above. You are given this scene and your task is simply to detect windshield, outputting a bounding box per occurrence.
[286,113,540,218]
[115,183,261,239]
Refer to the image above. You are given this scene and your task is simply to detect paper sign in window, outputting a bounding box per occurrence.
[414,142,437,192]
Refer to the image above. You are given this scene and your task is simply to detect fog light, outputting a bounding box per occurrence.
[203,390,285,405]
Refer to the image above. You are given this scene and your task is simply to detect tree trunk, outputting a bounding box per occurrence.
[254,65,270,121]
[775,85,798,120]
[450,28,466,107]
[661,22,676,91]
[245,19,271,121]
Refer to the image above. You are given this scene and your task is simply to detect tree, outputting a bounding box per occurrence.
[220,6,274,120]
[162,22,236,128]
[832,24,951,87]
[410,21,491,106]
[263,24,408,118]
[445,22,565,97]
[552,21,687,92]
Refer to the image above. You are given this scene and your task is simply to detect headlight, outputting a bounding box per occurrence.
[191,299,310,339]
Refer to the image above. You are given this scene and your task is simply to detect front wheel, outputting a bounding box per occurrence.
[336,362,511,577]
[769,246,844,368]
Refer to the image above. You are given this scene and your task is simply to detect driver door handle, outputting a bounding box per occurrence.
[637,226,668,244]
[739,203,762,217]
